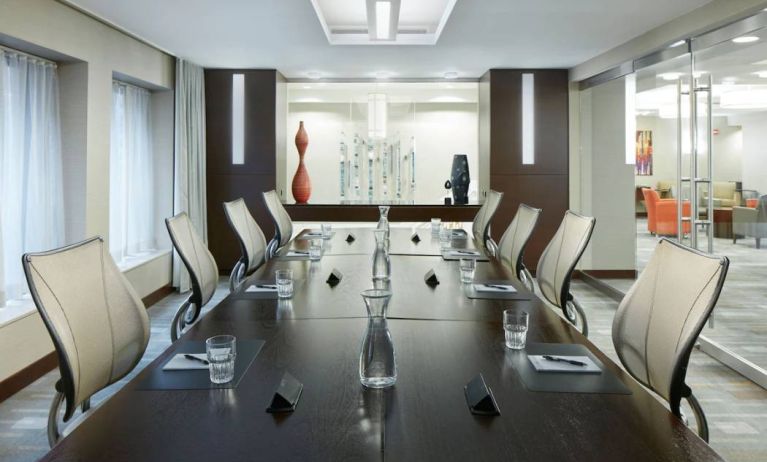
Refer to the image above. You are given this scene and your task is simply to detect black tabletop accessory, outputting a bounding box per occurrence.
[345,233,356,243]
[326,268,343,287]
[464,373,500,416]
[424,269,440,287]
[267,372,304,413]
[411,233,421,243]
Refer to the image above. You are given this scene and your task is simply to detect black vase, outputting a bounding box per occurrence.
[449,154,470,205]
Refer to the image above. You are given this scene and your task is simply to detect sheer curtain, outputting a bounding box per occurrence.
[0,49,64,306]
[110,81,155,265]
[173,59,207,291]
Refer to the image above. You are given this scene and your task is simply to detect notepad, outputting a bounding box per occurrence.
[163,353,209,371]
[245,284,278,293]
[528,355,601,374]
[473,283,517,293]
[283,251,310,257]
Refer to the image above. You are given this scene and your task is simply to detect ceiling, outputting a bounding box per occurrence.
[66,0,713,79]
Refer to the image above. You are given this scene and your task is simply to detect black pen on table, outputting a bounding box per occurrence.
[542,355,586,367]
[184,354,209,365]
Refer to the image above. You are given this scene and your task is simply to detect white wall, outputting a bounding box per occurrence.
[634,116,743,189]
[286,102,479,204]
[578,79,637,271]
[0,0,175,382]
[731,111,767,194]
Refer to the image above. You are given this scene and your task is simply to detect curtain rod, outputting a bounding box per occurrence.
[0,45,57,66]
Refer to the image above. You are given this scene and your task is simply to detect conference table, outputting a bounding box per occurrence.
[41,226,724,461]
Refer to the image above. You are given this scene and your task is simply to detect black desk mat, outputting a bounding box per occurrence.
[512,343,631,395]
[465,280,531,300]
[137,340,264,390]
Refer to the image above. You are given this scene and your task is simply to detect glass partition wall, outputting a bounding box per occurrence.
[579,11,767,382]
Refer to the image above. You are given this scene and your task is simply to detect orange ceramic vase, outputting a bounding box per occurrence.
[292,121,311,204]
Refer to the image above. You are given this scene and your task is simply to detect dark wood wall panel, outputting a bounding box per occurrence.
[205,69,280,271]
[483,69,569,267]
[284,205,480,223]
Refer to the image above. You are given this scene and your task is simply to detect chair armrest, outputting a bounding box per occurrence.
[733,206,758,223]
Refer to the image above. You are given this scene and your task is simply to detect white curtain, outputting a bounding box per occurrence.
[110,81,155,264]
[0,50,64,306]
[173,59,207,291]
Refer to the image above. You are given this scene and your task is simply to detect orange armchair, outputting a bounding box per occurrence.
[641,188,691,236]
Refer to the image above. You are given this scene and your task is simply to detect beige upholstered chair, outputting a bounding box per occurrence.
[496,203,541,291]
[166,212,219,341]
[472,189,503,250]
[22,237,149,447]
[263,190,294,258]
[535,211,596,336]
[613,239,728,442]
[223,198,267,291]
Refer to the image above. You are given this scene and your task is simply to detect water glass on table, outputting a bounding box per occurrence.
[431,218,442,235]
[275,269,294,299]
[321,223,332,238]
[206,335,236,384]
[459,258,476,283]
[439,227,452,247]
[309,239,322,261]
[503,309,529,350]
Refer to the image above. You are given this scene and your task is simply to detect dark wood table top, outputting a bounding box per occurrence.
[40,227,724,462]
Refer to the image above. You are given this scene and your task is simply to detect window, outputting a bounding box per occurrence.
[110,81,155,266]
[0,49,64,307]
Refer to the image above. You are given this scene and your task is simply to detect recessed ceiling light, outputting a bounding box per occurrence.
[754,71,767,78]
[376,71,392,80]
[669,40,686,48]
[692,70,707,78]
[444,72,458,80]
[375,1,392,40]
[659,72,682,81]
[732,36,759,44]
[307,71,321,80]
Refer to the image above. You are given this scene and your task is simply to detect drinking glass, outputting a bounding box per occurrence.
[503,309,529,350]
[459,258,476,283]
[439,227,452,248]
[321,223,333,238]
[431,218,442,235]
[309,238,322,261]
[275,269,294,299]
[206,335,236,384]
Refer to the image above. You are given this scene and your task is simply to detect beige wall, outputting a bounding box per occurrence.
[0,0,176,381]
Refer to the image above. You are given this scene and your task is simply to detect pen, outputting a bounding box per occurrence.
[256,284,277,289]
[184,354,209,365]
[483,284,508,290]
[542,355,586,367]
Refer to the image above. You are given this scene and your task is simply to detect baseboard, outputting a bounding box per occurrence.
[0,285,174,404]
[578,272,626,302]
[141,284,174,308]
[0,351,58,403]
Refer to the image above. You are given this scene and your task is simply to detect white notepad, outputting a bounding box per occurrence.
[473,283,517,293]
[284,251,310,257]
[528,355,601,374]
[245,284,278,293]
[163,353,209,371]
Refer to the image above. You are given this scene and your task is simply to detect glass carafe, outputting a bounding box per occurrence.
[372,229,391,281]
[377,205,390,240]
[359,290,396,388]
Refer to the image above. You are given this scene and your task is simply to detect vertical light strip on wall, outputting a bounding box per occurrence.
[624,74,636,165]
[521,73,535,165]
[232,74,245,165]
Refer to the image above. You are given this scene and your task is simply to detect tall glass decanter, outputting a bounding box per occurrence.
[372,229,391,281]
[377,205,390,239]
[359,289,396,389]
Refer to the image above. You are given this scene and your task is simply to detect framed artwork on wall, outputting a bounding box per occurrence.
[635,130,653,176]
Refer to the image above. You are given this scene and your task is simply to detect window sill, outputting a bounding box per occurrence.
[116,249,171,272]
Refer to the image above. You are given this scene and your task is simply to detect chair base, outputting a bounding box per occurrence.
[170,297,198,342]
[228,260,246,292]
[565,297,589,338]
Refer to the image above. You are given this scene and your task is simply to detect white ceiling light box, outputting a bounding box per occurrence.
[310,0,458,45]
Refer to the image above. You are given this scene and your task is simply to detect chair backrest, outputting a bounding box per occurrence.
[497,203,541,279]
[472,190,504,247]
[612,239,728,407]
[22,237,149,421]
[223,198,267,273]
[535,211,596,309]
[263,190,293,249]
[641,188,659,229]
[166,212,218,307]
